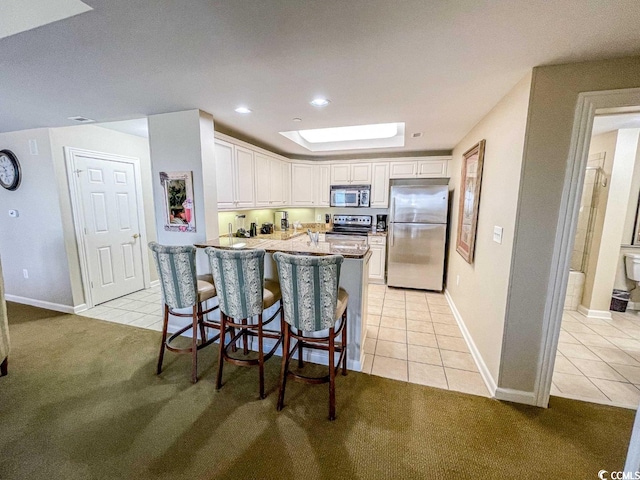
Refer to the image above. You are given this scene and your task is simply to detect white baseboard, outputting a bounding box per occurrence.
[494,387,537,406]
[577,304,612,320]
[5,294,76,314]
[628,301,640,311]
[150,280,160,288]
[73,304,88,314]
[444,289,497,397]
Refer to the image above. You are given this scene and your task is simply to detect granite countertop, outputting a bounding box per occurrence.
[369,231,388,237]
[196,234,370,259]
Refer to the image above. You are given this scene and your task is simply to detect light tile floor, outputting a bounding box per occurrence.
[552,309,640,408]
[80,283,490,398]
[363,284,490,398]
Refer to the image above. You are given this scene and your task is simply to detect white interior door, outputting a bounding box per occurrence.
[75,154,145,305]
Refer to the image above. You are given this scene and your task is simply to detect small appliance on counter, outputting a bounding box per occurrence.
[376,214,388,232]
[275,210,289,231]
[235,214,249,237]
[260,223,274,234]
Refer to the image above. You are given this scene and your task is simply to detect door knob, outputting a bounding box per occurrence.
[132,233,140,239]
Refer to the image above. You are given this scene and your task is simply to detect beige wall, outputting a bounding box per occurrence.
[446,73,532,384]
[583,129,639,312]
[0,129,74,307]
[500,56,640,396]
[49,124,157,306]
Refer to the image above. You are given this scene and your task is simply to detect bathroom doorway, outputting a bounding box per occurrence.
[551,110,640,408]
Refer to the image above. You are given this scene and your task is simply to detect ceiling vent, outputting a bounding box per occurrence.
[68,116,95,123]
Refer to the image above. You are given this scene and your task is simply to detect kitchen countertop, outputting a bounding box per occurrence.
[196,234,370,259]
[369,231,388,237]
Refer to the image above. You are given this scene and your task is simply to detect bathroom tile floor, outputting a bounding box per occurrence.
[363,284,490,398]
[553,309,640,409]
[79,283,491,399]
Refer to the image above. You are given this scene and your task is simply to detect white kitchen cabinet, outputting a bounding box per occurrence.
[291,163,331,206]
[368,235,387,284]
[291,163,315,205]
[389,159,448,179]
[215,139,255,210]
[330,163,372,185]
[234,146,255,208]
[370,162,390,207]
[254,153,288,207]
[317,164,331,206]
[417,159,448,177]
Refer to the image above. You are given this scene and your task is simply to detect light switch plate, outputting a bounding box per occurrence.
[493,226,503,244]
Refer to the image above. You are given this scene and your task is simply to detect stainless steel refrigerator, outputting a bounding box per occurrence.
[387,179,449,291]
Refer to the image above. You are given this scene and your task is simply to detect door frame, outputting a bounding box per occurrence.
[537,87,640,407]
[65,147,152,309]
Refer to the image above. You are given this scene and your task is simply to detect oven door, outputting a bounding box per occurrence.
[330,189,359,207]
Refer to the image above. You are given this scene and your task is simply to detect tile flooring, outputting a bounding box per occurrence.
[553,309,640,408]
[79,282,491,398]
[362,284,490,398]
[78,283,640,407]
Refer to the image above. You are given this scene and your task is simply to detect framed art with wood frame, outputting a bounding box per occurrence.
[456,140,486,264]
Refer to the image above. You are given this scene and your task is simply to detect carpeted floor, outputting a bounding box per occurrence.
[0,302,635,479]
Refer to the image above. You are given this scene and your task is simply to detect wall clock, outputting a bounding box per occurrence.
[0,149,21,191]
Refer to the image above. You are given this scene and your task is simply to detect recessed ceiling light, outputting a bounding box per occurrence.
[234,106,252,114]
[293,118,302,122]
[67,116,95,123]
[310,98,330,107]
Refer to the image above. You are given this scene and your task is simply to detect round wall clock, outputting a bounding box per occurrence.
[0,149,21,191]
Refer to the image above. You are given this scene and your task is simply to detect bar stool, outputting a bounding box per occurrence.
[273,252,348,421]
[204,247,283,399]
[148,242,220,383]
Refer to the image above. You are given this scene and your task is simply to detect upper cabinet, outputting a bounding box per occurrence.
[214,134,450,211]
[330,163,372,185]
[291,163,330,207]
[254,152,288,207]
[215,139,255,210]
[370,162,390,208]
[389,159,448,179]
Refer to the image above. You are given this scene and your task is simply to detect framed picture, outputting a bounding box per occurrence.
[456,140,486,264]
[160,171,196,232]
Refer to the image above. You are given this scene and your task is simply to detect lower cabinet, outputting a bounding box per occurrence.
[368,236,387,284]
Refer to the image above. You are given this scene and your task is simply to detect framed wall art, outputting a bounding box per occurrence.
[456,140,486,264]
[160,171,196,232]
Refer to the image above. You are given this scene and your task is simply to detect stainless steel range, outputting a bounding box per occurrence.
[326,215,372,243]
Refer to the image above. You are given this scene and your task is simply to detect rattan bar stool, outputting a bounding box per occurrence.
[149,242,220,383]
[273,252,348,421]
[204,247,283,399]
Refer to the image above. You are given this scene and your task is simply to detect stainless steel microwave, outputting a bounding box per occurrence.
[330,185,371,208]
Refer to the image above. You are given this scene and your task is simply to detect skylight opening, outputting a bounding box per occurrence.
[279,122,405,152]
[299,123,398,143]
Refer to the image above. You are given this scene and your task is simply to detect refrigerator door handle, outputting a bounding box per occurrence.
[389,223,394,247]
[389,196,396,224]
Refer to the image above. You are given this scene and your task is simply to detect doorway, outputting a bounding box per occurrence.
[539,88,640,408]
[65,147,150,307]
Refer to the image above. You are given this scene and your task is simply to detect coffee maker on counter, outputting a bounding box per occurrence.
[376,214,388,232]
[275,210,289,231]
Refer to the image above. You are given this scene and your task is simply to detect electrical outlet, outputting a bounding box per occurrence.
[23,269,28,279]
[316,214,322,222]
[456,274,460,286]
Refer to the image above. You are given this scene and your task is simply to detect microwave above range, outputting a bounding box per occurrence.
[330,184,371,208]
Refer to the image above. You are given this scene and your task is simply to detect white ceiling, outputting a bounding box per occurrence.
[593,113,640,136]
[98,119,149,138]
[0,0,91,40]
[2,1,640,157]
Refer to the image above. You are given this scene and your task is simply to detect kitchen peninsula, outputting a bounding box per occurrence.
[196,231,371,370]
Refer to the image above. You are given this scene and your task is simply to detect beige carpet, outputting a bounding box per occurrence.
[0,302,634,479]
